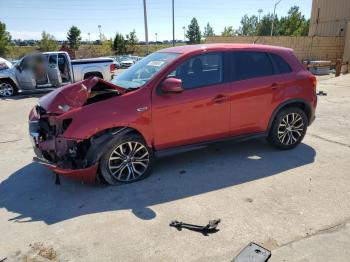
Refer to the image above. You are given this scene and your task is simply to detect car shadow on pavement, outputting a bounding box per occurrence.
[0,139,316,224]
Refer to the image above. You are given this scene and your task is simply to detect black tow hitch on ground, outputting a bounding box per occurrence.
[169,219,221,236]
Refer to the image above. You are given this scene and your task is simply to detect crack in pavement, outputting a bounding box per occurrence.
[308,133,350,148]
[273,217,350,251]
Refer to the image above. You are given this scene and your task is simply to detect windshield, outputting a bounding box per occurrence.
[111,52,179,89]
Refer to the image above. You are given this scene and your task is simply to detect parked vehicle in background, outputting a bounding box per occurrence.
[105,56,121,70]
[0,51,114,97]
[119,56,134,68]
[29,44,317,185]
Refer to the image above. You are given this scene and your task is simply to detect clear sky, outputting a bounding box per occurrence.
[0,0,312,41]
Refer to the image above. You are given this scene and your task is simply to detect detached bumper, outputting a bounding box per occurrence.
[33,156,98,183]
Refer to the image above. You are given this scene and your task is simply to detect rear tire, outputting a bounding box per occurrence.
[0,80,17,97]
[267,107,308,150]
[99,133,153,185]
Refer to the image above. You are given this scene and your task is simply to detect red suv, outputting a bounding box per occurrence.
[29,44,317,185]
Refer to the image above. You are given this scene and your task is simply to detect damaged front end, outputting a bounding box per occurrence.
[29,77,125,183]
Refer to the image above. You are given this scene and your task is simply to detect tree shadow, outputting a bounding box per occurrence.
[0,139,316,224]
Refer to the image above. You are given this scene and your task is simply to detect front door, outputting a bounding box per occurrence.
[15,56,36,90]
[152,52,231,150]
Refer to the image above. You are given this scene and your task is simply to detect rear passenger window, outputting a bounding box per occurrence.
[232,51,274,81]
[170,53,223,89]
[270,53,292,74]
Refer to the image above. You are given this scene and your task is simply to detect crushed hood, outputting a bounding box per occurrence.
[38,77,125,114]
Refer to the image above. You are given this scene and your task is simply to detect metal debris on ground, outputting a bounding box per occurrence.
[169,219,221,236]
[317,91,327,96]
[232,242,271,262]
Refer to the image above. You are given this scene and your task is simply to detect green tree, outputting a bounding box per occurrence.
[67,26,81,50]
[39,31,57,51]
[276,6,309,36]
[238,14,258,35]
[113,33,126,55]
[256,13,277,36]
[0,21,12,57]
[126,29,138,53]
[203,22,214,39]
[221,26,235,36]
[186,18,201,44]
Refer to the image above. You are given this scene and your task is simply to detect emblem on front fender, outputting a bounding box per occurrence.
[137,106,148,112]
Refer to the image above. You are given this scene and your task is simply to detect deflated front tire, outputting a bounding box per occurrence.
[99,133,154,185]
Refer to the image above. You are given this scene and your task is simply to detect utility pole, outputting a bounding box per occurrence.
[258,9,263,22]
[143,0,149,54]
[88,32,90,44]
[172,0,175,46]
[270,0,282,36]
[98,25,102,42]
[155,33,158,47]
[182,26,186,42]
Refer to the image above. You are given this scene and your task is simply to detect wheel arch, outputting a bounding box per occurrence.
[83,71,104,80]
[0,77,18,89]
[267,99,312,131]
[84,126,150,166]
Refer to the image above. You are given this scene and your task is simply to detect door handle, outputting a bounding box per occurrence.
[213,95,227,103]
[271,82,282,90]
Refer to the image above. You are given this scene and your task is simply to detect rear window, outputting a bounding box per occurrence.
[231,51,274,81]
[270,53,292,74]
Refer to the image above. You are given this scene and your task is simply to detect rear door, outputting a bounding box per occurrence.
[227,51,285,135]
[47,53,62,87]
[152,52,231,149]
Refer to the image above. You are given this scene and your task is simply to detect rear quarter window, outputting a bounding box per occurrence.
[270,53,292,74]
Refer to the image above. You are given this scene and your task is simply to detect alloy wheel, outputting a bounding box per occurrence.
[277,113,305,145]
[0,82,14,97]
[108,141,150,182]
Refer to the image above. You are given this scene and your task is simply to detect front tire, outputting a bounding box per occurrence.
[267,107,308,150]
[99,133,153,185]
[0,80,17,97]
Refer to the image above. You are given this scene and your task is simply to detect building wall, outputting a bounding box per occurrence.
[343,21,350,66]
[205,36,345,61]
[309,0,350,36]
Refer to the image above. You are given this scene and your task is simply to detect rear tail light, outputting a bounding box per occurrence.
[110,63,116,73]
[308,74,317,91]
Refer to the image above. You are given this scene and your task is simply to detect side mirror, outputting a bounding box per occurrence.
[16,64,22,72]
[161,78,183,93]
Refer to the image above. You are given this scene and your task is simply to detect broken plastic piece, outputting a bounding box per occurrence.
[232,242,271,262]
[169,219,220,236]
[316,91,327,96]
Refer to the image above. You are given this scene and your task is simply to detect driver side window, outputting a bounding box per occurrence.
[168,52,223,90]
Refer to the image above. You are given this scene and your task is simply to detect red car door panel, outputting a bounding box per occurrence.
[152,83,231,150]
[229,75,285,136]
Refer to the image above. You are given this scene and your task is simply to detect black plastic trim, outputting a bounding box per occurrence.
[155,132,267,158]
[267,98,313,131]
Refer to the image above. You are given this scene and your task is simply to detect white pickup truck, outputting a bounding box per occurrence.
[0,51,115,97]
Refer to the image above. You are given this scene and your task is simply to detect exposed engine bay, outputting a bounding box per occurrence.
[29,77,126,175]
